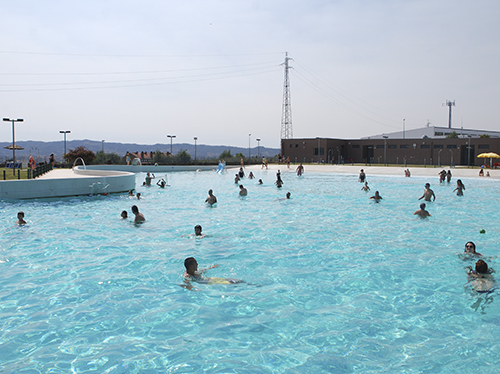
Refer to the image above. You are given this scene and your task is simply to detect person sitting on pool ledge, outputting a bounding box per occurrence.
[413,203,431,218]
[466,259,496,293]
[370,191,382,202]
[17,211,27,225]
[205,189,217,205]
[131,205,145,223]
[418,183,436,202]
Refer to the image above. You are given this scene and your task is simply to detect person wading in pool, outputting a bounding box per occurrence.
[17,211,27,225]
[413,203,431,218]
[370,191,383,202]
[131,205,145,223]
[418,183,436,202]
[205,189,217,206]
[239,185,248,196]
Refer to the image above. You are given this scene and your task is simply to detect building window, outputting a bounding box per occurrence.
[434,145,443,149]
[388,144,397,149]
[295,144,299,148]
[400,144,409,149]
[478,144,490,149]
[352,145,360,149]
[314,148,324,156]
[290,144,293,148]
[376,145,385,149]
[447,145,457,149]
[435,132,444,136]
[421,144,431,149]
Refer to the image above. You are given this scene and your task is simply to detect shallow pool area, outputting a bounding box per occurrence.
[1,169,499,373]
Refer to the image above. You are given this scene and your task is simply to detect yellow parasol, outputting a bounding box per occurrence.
[477,152,500,168]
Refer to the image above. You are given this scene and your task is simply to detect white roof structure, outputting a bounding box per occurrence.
[363,126,500,140]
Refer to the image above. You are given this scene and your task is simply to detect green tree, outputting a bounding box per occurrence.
[219,150,232,159]
[64,146,95,166]
[94,151,122,164]
[175,149,192,163]
[152,150,168,164]
[480,134,491,138]
[446,131,459,138]
[235,152,245,159]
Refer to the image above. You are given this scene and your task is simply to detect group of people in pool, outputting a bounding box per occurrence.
[462,241,496,294]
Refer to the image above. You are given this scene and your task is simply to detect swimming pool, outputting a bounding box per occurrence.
[1,169,499,373]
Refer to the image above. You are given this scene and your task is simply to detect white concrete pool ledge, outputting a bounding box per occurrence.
[0,167,136,200]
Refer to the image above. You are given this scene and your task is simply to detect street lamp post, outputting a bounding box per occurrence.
[194,137,198,161]
[248,134,251,160]
[256,138,261,158]
[59,130,71,165]
[467,135,471,168]
[167,135,176,155]
[383,136,388,165]
[438,149,443,167]
[3,117,24,175]
[102,140,105,164]
[449,149,453,168]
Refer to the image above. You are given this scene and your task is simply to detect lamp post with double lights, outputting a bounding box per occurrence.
[59,130,71,165]
[3,117,24,175]
[383,136,388,165]
[167,135,176,155]
[256,138,261,158]
[248,134,251,160]
[102,140,105,164]
[194,137,198,161]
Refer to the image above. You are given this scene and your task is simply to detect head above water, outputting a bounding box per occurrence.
[475,259,488,273]
[420,203,426,210]
[465,241,476,253]
[121,210,128,218]
[194,225,202,235]
[131,205,139,214]
[425,183,430,188]
[184,257,198,272]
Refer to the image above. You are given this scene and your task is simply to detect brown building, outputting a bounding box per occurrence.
[281,136,500,167]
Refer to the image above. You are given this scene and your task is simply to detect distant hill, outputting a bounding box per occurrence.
[0,139,280,162]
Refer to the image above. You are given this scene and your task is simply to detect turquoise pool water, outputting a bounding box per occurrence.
[1,169,499,373]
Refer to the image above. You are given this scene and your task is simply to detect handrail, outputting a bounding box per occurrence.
[73,157,86,170]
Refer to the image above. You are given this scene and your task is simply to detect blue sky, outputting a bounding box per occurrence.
[1,0,499,149]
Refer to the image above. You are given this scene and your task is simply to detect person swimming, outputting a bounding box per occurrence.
[182,257,243,290]
[466,259,496,294]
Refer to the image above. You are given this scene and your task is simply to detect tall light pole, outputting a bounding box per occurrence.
[3,118,23,175]
[59,130,71,165]
[248,134,251,159]
[403,119,406,139]
[467,135,471,168]
[167,135,176,155]
[102,140,105,164]
[256,138,261,158]
[383,136,388,165]
[194,137,198,161]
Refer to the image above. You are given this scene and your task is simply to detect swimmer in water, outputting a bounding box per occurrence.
[418,183,436,202]
[121,210,128,219]
[136,192,141,200]
[157,179,166,188]
[205,189,217,205]
[464,241,482,256]
[248,171,255,179]
[258,179,263,185]
[194,225,205,238]
[17,211,27,225]
[239,184,248,196]
[361,182,370,192]
[131,205,145,223]
[413,203,431,218]
[466,259,496,294]
[182,257,244,290]
[370,191,383,202]
[286,192,291,199]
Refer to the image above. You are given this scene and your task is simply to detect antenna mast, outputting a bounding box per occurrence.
[444,100,455,129]
[280,52,293,139]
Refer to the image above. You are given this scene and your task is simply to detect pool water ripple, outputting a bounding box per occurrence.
[0,170,499,373]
